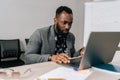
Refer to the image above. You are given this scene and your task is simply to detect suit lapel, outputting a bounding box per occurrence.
[49,25,56,54]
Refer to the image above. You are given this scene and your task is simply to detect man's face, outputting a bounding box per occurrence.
[54,11,73,34]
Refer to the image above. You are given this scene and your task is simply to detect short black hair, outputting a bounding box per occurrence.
[56,6,73,17]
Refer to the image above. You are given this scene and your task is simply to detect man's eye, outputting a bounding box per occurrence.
[63,21,67,24]
[69,22,72,25]
[62,21,72,25]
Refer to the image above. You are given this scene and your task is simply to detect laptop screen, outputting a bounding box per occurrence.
[79,32,120,70]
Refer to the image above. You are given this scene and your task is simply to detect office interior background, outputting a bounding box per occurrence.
[0,0,85,51]
[0,0,120,63]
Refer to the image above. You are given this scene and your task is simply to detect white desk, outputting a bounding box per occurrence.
[2,62,64,80]
[0,51,120,80]
[0,62,120,80]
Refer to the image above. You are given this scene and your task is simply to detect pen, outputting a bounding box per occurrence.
[73,67,78,71]
[69,56,80,60]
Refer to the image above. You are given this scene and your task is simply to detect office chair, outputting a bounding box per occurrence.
[0,39,25,68]
[25,39,29,45]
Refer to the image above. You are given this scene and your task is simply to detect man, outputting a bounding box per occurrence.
[25,6,84,64]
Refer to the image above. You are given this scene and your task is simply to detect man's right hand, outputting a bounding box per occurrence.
[51,53,70,64]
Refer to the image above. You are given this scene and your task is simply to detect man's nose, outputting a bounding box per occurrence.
[65,24,70,29]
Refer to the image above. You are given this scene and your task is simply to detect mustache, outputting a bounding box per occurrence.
[64,29,69,31]
[55,24,70,34]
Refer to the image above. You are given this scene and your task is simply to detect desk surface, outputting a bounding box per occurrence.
[0,51,120,80]
[0,62,120,80]
[0,62,64,80]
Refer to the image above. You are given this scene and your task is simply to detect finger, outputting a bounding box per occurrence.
[80,48,85,56]
[56,57,62,63]
[58,54,69,61]
[58,54,70,64]
[79,55,82,59]
[60,53,69,59]
[60,57,70,64]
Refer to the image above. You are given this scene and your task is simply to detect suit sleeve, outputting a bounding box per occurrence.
[24,29,50,64]
[69,33,80,57]
[71,33,83,57]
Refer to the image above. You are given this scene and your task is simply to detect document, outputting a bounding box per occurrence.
[34,65,120,80]
[34,67,92,80]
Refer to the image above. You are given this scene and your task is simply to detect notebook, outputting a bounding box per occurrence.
[79,32,120,70]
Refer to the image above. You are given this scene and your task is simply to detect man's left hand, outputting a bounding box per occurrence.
[79,47,85,58]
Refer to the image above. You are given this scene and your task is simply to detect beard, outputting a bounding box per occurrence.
[55,23,69,35]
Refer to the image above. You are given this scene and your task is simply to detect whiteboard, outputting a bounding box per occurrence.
[84,1,120,46]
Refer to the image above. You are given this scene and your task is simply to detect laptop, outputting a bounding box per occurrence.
[79,32,120,70]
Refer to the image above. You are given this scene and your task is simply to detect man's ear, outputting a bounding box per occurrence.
[54,18,57,24]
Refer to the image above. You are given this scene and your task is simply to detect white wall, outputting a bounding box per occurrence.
[77,0,95,48]
[0,0,83,51]
[84,0,120,46]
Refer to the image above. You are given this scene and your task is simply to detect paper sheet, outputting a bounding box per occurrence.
[34,67,92,80]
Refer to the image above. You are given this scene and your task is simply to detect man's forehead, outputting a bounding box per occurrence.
[57,11,73,22]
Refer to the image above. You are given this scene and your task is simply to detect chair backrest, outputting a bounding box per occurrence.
[0,41,1,62]
[25,39,29,45]
[0,39,21,60]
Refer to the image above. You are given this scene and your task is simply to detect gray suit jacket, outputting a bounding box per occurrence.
[25,25,80,64]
